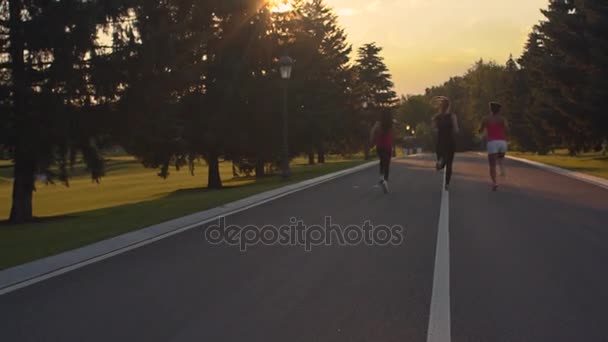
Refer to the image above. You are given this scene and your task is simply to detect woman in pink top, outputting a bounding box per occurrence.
[370,111,394,194]
[479,102,509,191]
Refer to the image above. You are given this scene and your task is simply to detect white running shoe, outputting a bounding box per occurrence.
[436,157,445,171]
[382,180,389,194]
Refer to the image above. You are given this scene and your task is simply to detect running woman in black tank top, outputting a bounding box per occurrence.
[431,96,459,190]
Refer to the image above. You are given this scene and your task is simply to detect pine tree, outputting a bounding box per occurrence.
[197,0,273,187]
[0,0,126,223]
[354,43,397,158]
[500,55,536,151]
[355,43,397,109]
[519,30,559,154]
[578,0,608,143]
[112,0,221,187]
[284,0,352,163]
[536,0,592,152]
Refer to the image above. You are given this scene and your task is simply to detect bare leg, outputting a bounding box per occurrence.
[445,149,455,189]
[489,154,497,188]
[497,153,506,177]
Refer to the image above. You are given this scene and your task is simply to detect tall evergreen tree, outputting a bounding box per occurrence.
[536,0,592,152]
[499,55,536,151]
[354,43,397,158]
[113,0,239,189]
[0,0,126,223]
[285,0,352,163]
[355,43,397,109]
[519,30,559,153]
[577,0,608,142]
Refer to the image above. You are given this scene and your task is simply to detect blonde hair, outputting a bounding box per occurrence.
[431,96,451,113]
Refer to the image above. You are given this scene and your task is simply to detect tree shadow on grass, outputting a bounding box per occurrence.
[0,215,77,228]
[165,184,249,196]
[1,160,364,231]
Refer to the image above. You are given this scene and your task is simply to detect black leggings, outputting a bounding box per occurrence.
[378,147,392,181]
[437,145,455,185]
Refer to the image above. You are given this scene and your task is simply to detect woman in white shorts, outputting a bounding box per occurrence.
[479,102,509,191]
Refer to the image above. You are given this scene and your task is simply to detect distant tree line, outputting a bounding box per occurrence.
[0,0,397,223]
[399,0,608,155]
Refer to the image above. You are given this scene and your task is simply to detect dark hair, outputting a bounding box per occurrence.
[490,102,502,115]
[380,111,393,133]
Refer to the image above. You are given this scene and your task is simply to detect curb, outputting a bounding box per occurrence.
[507,155,608,191]
[0,160,379,295]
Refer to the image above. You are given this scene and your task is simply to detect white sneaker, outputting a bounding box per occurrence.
[382,180,389,194]
[436,158,444,171]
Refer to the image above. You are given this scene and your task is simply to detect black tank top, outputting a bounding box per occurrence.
[436,113,454,145]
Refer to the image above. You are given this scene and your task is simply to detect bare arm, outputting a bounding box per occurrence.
[478,116,487,134]
[431,114,438,132]
[451,114,460,134]
[369,122,380,145]
[502,116,510,135]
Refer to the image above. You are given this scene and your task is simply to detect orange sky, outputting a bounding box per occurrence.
[325,0,548,95]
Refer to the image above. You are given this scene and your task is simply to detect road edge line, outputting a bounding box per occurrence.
[506,155,608,191]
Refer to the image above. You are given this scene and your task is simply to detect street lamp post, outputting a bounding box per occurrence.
[279,56,294,179]
[362,101,371,160]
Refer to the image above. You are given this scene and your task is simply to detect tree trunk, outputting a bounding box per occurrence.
[9,156,35,223]
[317,146,325,164]
[255,159,265,178]
[8,0,34,224]
[308,151,315,165]
[364,145,371,160]
[206,153,222,189]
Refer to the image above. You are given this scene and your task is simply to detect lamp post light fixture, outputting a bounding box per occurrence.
[279,55,294,179]
[279,56,294,80]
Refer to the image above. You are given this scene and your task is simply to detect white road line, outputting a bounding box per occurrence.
[427,169,451,342]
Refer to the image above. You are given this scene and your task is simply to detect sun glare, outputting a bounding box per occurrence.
[269,0,294,13]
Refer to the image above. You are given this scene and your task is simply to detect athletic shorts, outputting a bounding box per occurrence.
[487,140,508,155]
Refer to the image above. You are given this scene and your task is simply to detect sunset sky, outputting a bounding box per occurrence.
[324,0,548,96]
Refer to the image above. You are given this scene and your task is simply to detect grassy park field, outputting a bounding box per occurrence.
[511,150,608,180]
[0,155,367,270]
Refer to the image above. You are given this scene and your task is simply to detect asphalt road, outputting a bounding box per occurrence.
[1,153,607,341]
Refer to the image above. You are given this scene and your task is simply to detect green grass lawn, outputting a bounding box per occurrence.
[0,160,12,184]
[0,155,368,270]
[511,150,608,180]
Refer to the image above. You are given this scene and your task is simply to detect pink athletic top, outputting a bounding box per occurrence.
[376,130,394,149]
[487,120,506,141]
